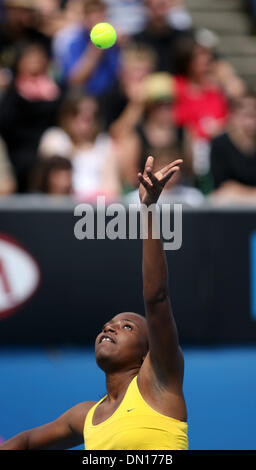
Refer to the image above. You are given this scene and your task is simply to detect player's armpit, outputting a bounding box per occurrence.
[141,297,184,390]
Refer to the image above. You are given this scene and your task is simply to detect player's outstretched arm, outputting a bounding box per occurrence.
[139,156,184,389]
[0,401,95,450]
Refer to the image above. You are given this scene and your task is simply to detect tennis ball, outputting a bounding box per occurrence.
[90,23,117,50]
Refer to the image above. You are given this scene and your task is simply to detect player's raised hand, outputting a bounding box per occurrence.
[138,156,183,206]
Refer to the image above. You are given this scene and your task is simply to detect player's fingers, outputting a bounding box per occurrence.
[146,169,159,185]
[161,159,183,176]
[162,166,180,185]
[138,173,153,190]
[143,156,154,177]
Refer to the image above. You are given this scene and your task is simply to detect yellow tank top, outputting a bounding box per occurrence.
[84,376,188,450]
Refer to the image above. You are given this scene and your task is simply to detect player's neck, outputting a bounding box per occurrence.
[105,369,139,402]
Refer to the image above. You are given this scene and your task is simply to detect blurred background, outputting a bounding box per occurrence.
[0,0,256,450]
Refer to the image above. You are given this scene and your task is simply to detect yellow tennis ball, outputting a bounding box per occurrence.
[90,23,117,49]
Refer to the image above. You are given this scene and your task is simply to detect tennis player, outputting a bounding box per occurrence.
[0,156,188,450]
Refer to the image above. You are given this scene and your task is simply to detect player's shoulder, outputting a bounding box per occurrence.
[71,401,97,418]
[65,401,97,435]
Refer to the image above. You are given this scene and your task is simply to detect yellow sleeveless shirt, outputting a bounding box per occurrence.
[84,376,188,450]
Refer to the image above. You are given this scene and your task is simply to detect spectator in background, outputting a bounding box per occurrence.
[132,0,192,74]
[38,125,73,160]
[39,94,121,201]
[247,0,256,28]
[172,36,229,194]
[32,0,68,39]
[210,93,256,204]
[167,0,192,31]
[33,155,73,195]
[0,0,52,94]
[0,42,61,192]
[113,72,179,190]
[104,0,147,36]
[0,0,5,20]
[193,28,246,101]
[0,135,17,194]
[252,0,256,22]
[173,36,228,140]
[100,43,156,134]
[114,72,196,192]
[104,0,191,42]
[53,0,120,97]
[34,0,90,42]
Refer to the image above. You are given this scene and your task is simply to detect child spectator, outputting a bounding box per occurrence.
[33,155,73,195]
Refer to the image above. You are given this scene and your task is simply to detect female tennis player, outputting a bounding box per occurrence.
[0,156,188,450]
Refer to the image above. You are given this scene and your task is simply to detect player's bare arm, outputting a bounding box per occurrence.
[137,156,187,422]
[0,401,96,450]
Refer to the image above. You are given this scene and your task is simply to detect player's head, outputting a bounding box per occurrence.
[95,312,149,373]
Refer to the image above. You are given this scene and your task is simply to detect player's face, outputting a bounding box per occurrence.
[95,313,149,373]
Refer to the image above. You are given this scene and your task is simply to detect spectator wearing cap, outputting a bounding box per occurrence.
[114,72,190,191]
[53,0,120,97]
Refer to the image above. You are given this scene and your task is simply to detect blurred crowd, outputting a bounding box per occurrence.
[249,0,256,26]
[0,0,255,206]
